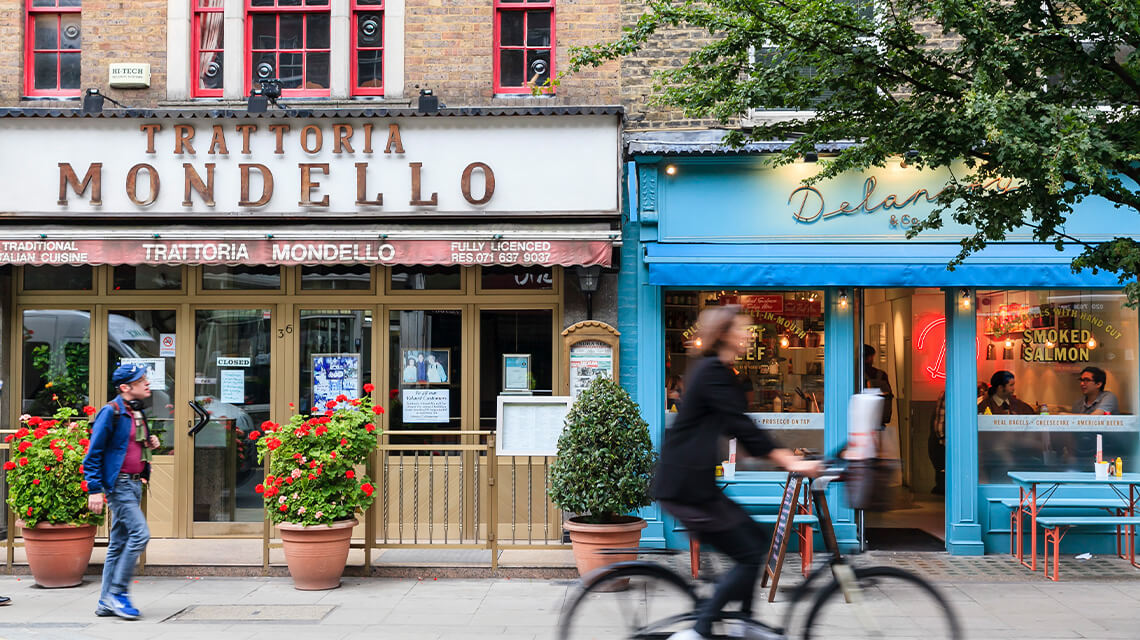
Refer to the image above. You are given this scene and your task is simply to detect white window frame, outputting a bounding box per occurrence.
[167,0,404,101]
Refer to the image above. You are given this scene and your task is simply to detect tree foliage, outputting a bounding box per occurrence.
[571,0,1140,298]
[548,377,657,524]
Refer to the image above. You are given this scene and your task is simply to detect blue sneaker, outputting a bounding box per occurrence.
[108,593,140,620]
[94,600,114,616]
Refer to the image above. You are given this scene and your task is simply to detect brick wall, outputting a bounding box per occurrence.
[0,1,167,107]
[0,0,620,109]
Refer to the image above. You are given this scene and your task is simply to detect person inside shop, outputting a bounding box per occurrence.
[655,305,821,640]
[978,370,1036,415]
[1073,366,1118,415]
[665,374,684,411]
[863,344,893,427]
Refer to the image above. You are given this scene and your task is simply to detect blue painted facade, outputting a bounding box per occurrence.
[623,150,1140,555]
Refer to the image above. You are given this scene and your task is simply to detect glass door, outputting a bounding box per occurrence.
[191,308,274,535]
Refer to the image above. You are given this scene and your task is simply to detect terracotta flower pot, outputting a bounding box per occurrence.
[17,520,96,588]
[565,516,647,579]
[277,518,357,590]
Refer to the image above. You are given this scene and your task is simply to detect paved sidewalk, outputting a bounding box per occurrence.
[0,552,1137,639]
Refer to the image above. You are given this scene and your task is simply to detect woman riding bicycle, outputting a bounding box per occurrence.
[654,306,822,640]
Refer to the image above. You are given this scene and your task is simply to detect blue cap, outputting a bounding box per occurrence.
[111,363,147,387]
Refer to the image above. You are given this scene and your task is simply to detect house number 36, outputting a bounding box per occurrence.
[277,324,294,338]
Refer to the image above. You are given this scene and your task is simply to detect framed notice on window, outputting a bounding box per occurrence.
[496,396,572,456]
[312,353,362,407]
[502,353,531,392]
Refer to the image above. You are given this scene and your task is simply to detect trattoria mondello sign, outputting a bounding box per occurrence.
[0,115,619,218]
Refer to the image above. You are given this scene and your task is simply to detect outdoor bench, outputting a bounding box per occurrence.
[1036,515,1140,581]
[999,497,1130,558]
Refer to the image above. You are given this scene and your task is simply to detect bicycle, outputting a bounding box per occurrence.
[557,458,964,639]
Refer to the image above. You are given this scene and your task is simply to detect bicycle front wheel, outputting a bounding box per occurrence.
[559,562,699,640]
[802,566,963,640]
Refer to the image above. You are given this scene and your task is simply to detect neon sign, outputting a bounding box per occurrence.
[788,175,1017,224]
[915,314,982,381]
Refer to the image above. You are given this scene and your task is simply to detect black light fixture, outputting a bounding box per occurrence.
[959,288,972,309]
[576,265,603,320]
[803,151,819,163]
[900,149,920,168]
[247,78,282,113]
[81,88,123,115]
[417,88,439,114]
[838,288,849,310]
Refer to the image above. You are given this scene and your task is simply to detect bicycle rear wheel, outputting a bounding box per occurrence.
[559,562,699,640]
[802,566,962,640]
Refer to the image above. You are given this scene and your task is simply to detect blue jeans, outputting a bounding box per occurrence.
[100,476,149,603]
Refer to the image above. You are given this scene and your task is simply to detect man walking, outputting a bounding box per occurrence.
[84,364,159,620]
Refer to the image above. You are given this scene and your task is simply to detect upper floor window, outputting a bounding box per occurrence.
[26,0,82,97]
[193,0,224,97]
[352,0,384,96]
[247,0,331,97]
[493,0,553,94]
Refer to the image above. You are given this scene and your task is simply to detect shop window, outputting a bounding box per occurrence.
[112,265,183,291]
[665,290,825,470]
[23,265,92,290]
[976,289,1139,483]
[479,309,554,417]
[390,265,461,291]
[25,0,82,98]
[202,265,282,290]
[192,0,224,98]
[107,310,178,454]
[246,0,331,97]
[481,266,553,290]
[388,309,462,445]
[301,265,371,290]
[352,0,383,96]
[22,309,90,416]
[493,0,554,94]
[298,309,373,414]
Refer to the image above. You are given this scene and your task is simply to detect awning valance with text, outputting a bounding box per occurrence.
[0,224,618,268]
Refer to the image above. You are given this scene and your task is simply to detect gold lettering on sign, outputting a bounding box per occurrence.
[58,163,102,205]
[355,163,383,206]
[300,125,323,154]
[461,162,495,205]
[236,124,257,155]
[208,125,229,155]
[139,124,161,154]
[385,124,404,154]
[362,123,374,154]
[408,162,438,206]
[333,124,354,154]
[299,163,330,207]
[183,163,215,206]
[239,163,274,207]
[126,163,160,206]
[174,125,196,155]
[269,124,291,154]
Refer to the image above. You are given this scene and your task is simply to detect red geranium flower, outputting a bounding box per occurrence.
[79,438,89,446]
[372,406,384,415]
[325,400,338,409]
[15,427,29,438]
[363,383,375,393]
[26,507,33,516]
[308,473,316,480]
[81,481,88,491]
[255,484,265,494]
[335,394,348,403]
[365,423,376,432]
[26,418,41,427]
[340,438,348,446]
[279,504,288,512]
[33,428,48,439]
[3,461,15,471]
[361,483,375,497]
[17,441,31,453]
[18,457,28,466]
[249,431,261,441]
[32,479,40,485]
[83,405,96,416]
[346,470,355,479]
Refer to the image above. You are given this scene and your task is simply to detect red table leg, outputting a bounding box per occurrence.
[689,537,700,579]
[1019,485,1038,571]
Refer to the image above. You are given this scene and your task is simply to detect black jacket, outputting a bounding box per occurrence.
[651,356,776,504]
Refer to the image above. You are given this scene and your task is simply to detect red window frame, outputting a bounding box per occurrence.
[245,0,332,98]
[351,0,384,96]
[192,0,224,98]
[493,0,555,94]
[25,0,83,98]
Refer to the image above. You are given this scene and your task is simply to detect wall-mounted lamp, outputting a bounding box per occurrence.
[959,288,972,309]
[576,265,603,320]
[899,150,920,169]
[838,288,849,310]
[417,88,440,114]
[81,88,124,115]
[803,151,819,163]
[247,78,282,113]
[664,164,677,176]
[1004,338,1013,349]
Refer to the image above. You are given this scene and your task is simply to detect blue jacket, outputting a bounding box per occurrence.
[83,396,146,495]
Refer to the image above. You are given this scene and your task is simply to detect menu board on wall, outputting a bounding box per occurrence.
[569,340,614,399]
[312,353,362,407]
[496,396,572,456]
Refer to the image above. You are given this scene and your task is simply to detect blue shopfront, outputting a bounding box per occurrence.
[619,134,1140,555]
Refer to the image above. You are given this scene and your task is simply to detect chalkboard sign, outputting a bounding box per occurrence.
[760,474,803,601]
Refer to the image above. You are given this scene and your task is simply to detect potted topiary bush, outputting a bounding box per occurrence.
[253,385,381,590]
[5,403,104,588]
[548,376,656,577]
